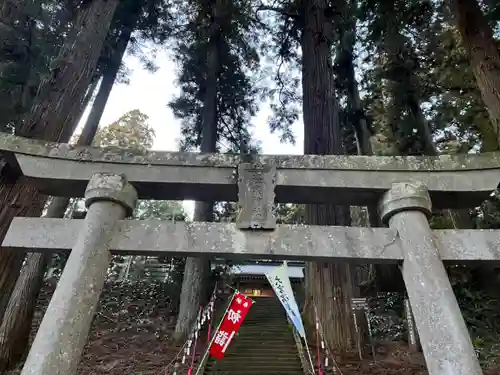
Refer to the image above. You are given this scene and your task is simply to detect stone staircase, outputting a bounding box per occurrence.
[204,296,306,375]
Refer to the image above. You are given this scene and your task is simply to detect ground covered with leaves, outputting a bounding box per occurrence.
[322,289,500,375]
[8,280,197,375]
[330,342,426,375]
[327,342,500,375]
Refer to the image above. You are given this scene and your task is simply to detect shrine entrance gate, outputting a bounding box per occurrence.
[1,133,499,375]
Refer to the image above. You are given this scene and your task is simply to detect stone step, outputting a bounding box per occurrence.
[230,341,296,346]
[202,298,304,375]
[228,345,296,351]
[243,319,289,324]
[234,333,295,345]
[206,362,303,370]
[239,322,291,327]
[234,327,294,335]
[229,343,297,349]
[245,312,286,316]
[242,324,290,328]
[206,366,304,374]
[239,323,291,328]
[243,315,287,324]
[208,356,302,364]
[206,372,305,374]
[207,368,304,372]
[217,352,301,360]
[233,337,296,343]
[243,320,287,324]
[210,360,303,367]
[233,332,294,338]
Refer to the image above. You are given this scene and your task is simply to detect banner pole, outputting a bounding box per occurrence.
[303,336,316,374]
[193,290,237,375]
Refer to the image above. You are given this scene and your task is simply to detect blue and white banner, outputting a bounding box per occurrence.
[265,263,306,338]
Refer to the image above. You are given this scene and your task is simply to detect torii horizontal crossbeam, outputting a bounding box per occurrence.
[1,133,499,207]
[4,217,500,264]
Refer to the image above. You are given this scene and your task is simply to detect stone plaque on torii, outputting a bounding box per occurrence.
[0,133,498,375]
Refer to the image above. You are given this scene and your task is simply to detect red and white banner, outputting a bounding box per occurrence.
[209,293,254,359]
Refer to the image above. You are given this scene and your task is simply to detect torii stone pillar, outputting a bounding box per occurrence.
[380,181,482,375]
[21,173,137,375]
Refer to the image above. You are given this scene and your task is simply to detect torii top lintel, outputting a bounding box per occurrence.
[0,132,498,208]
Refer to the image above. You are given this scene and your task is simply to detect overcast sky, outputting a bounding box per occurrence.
[76,49,304,218]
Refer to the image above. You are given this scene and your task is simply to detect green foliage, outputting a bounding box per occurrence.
[0,0,176,134]
[103,0,176,81]
[93,109,155,150]
[367,293,406,341]
[257,2,302,145]
[359,0,492,156]
[0,0,68,131]
[275,203,304,224]
[168,0,261,153]
[450,269,500,365]
[135,200,186,221]
[471,191,500,229]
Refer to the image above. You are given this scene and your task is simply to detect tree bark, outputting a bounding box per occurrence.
[174,0,223,342]
[0,0,37,129]
[59,73,101,142]
[0,0,119,321]
[339,9,403,292]
[335,0,373,348]
[452,0,500,293]
[0,17,133,370]
[78,13,138,144]
[337,0,373,158]
[452,0,500,149]
[379,0,437,157]
[374,1,472,298]
[301,0,354,352]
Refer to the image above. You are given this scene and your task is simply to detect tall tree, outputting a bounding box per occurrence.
[363,0,437,156]
[335,0,373,157]
[259,0,356,351]
[80,0,173,142]
[0,0,119,323]
[169,0,259,340]
[451,0,500,150]
[300,0,355,352]
[333,0,378,347]
[0,2,178,363]
[0,0,70,132]
[79,8,141,143]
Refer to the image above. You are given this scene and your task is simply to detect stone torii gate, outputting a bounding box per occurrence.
[1,134,499,375]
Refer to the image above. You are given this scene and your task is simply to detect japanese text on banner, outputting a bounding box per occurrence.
[209,293,253,359]
[265,263,306,338]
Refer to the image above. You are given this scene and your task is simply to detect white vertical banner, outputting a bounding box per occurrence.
[265,263,306,338]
